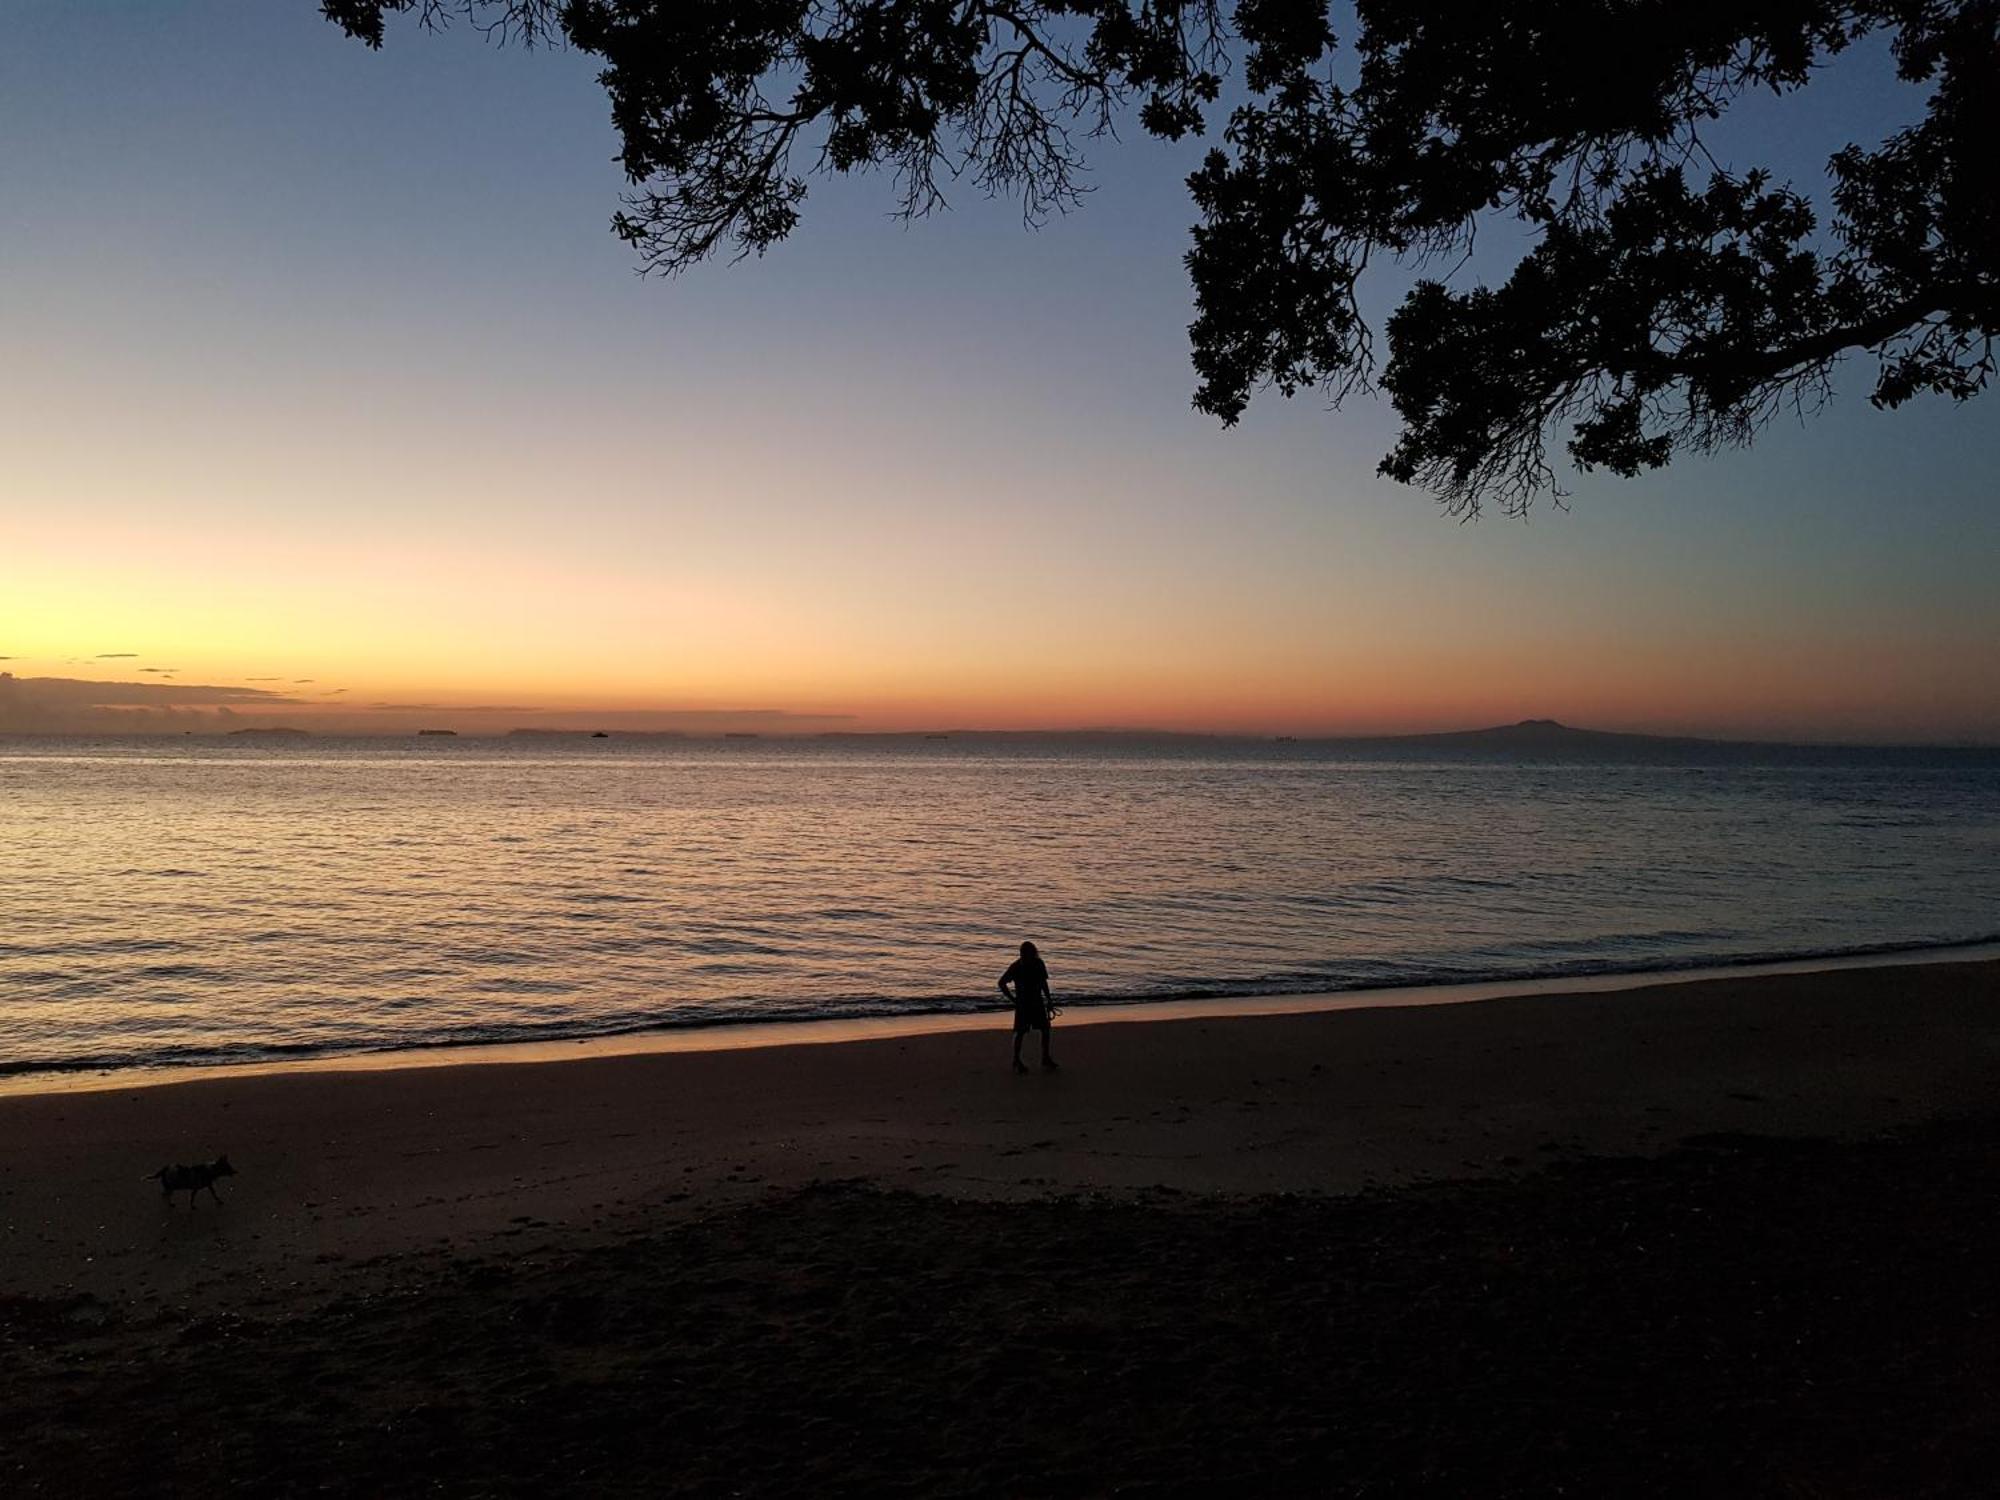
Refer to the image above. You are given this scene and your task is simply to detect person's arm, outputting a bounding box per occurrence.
[998,961,1018,1002]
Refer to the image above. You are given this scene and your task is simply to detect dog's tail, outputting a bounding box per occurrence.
[142,1167,166,1181]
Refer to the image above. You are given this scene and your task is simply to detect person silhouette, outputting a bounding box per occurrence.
[998,940,1058,1074]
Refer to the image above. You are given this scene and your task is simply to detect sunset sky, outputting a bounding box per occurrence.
[3,3,1996,741]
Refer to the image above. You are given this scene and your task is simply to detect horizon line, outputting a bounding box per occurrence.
[3,720,1996,752]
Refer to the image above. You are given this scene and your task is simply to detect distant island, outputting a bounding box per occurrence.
[80,719,1981,759]
[508,729,687,739]
[1289,718,1997,762]
[814,719,1999,764]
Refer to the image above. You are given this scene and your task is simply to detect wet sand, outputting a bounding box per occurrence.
[5,958,2000,1494]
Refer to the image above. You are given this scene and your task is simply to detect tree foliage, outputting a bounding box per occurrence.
[325,1,1999,514]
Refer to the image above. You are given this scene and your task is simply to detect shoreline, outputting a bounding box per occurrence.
[9,955,2000,1492]
[8,934,1999,1099]
[4,955,1998,1309]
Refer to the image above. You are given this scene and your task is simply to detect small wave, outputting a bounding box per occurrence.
[0,936,181,959]
[682,937,788,957]
[133,963,232,982]
[6,932,1996,1084]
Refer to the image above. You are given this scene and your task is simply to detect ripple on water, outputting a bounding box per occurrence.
[1,742,1997,1075]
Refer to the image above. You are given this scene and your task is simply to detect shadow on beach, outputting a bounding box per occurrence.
[8,1116,1999,1497]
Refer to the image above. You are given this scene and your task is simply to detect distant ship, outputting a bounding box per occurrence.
[592,731,609,738]
[418,729,458,736]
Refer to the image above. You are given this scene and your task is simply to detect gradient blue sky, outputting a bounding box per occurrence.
[3,2,1996,739]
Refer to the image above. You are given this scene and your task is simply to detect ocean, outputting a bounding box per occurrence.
[3,735,1997,1079]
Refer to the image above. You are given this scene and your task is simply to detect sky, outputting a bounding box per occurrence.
[2,2,1996,741]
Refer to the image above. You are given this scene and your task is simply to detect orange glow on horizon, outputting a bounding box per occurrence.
[7,426,1997,746]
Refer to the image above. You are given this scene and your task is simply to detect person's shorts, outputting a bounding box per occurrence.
[1013,1001,1050,1033]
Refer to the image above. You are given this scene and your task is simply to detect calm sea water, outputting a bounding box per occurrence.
[3,736,1998,1077]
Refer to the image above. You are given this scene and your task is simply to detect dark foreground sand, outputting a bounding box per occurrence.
[6,959,2000,1495]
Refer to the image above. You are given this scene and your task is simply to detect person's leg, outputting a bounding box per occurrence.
[1012,1022,1029,1073]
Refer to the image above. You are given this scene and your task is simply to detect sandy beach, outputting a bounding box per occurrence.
[7,957,2000,1494]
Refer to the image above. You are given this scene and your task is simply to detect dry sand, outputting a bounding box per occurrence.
[6,959,2000,1495]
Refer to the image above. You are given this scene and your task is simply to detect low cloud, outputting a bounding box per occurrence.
[0,673,303,734]
[0,674,864,738]
[95,652,138,659]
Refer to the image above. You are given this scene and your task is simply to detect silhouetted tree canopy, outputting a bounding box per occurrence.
[325,2,1998,514]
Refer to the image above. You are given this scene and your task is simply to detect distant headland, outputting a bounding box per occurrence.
[810,719,2000,764]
